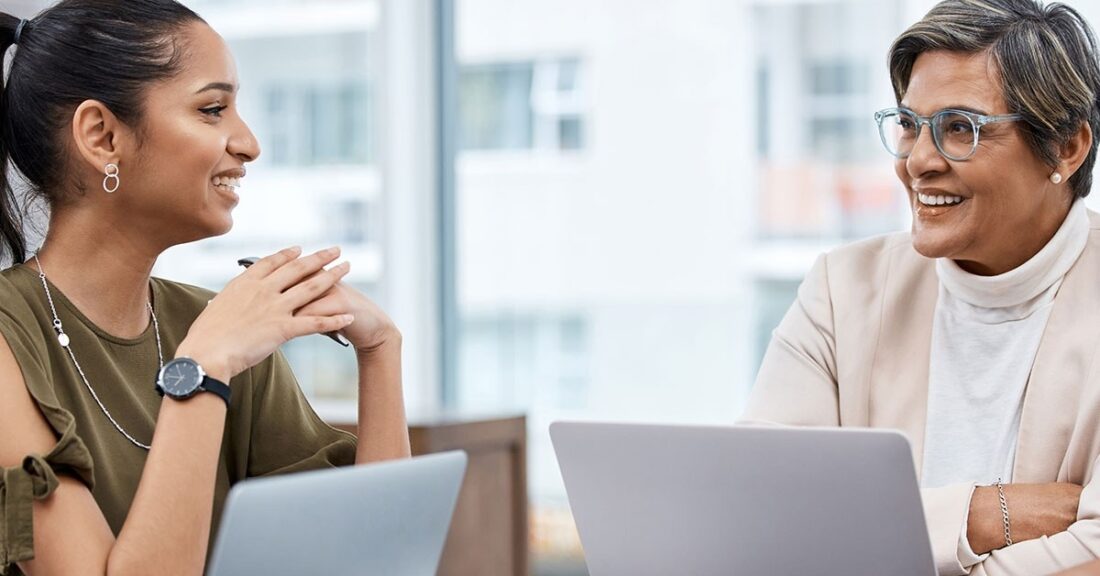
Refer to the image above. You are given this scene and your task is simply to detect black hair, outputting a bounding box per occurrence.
[0,0,205,264]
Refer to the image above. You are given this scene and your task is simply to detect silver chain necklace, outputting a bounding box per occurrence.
[33,253,162,451]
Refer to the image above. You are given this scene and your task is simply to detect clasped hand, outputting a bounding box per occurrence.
[176,246,396,381]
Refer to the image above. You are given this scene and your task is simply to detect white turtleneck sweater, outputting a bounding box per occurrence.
[921,198,1089,565]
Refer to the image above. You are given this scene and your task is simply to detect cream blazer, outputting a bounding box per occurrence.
[740,211,1100,576]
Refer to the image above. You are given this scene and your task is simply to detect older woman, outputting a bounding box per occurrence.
[0,1,409,574]
[741,1,1100,575]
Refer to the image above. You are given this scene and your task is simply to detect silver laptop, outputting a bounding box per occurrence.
[550,422,936,576]
[206,450,467,576]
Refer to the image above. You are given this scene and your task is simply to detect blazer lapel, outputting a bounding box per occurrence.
[867,243,939,476]
[1014,213,1100,482]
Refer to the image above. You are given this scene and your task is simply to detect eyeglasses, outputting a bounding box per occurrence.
[874,107,1022,161]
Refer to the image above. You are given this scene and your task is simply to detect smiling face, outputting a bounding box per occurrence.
[898,50,1071,276]
[120,21,260,245]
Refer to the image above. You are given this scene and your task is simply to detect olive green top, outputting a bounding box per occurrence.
[0,264,357,575]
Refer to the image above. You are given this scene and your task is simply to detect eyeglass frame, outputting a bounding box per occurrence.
[873,107,1023,161]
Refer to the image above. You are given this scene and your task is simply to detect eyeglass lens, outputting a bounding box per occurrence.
[880,110,978,160]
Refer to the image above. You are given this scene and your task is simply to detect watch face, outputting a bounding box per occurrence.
[158,358,203,398]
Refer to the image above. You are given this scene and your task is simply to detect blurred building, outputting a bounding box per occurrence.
[453,0,906,572]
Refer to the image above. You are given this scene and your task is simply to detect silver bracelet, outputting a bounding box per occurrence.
[996,478,1012,547]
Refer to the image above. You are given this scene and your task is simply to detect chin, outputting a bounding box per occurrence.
[910,228,961,261]
[194,215,234,240]
[911,232,983,264]
[212,217,234,237]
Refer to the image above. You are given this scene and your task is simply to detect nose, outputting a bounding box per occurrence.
[229,116,262,163]
[905,122,947,179]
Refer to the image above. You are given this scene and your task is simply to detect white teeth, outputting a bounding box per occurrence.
[212,176,241,189]
[917,193,963,206]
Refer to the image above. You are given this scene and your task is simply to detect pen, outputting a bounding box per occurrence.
[237,256,352,347]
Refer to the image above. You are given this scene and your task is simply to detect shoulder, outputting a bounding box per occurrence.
[1066,208,1100,268]
[0,266,53,354]
[808,231,932,296]
[0,269,94,487]
[151,277,217,304]
[150,277,218,324]
[1088,208,1100,229]
[1087,208,1100,240]
[0,265,40,316]
[795,231,937,335]
[820,231,923,274]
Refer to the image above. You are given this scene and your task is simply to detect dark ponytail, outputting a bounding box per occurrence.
[0,1,204,265]
[1,13,26,265]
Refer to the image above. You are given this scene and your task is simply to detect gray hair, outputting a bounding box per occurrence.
[889,0,1100,198]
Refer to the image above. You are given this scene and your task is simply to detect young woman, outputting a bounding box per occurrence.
[0,2,410,574]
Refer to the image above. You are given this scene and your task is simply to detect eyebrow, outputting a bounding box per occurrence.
[900,104,991,116]
[942,105,990,115]
[195,82,238,95]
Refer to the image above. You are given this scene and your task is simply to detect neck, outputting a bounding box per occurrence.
[957,196,1074,277]
[936,198,1088,309]
[33,207,161,339]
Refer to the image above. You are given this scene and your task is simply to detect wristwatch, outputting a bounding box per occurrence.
[155,357,232,406]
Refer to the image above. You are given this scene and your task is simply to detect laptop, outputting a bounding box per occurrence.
[206,450,467,576]
[550,422,936,576]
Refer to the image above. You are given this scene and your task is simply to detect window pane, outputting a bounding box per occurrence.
[809,61,868,95]
[459,58,586,152]
[459,63,535,150]
[556,59,579,93]
[558,117,583,151]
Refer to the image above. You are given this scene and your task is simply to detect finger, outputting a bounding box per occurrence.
[295,292,350,318]
[293,259,342,286]
[242,246,302,277]
[285,314,355,339]
[268,247,341,292]
[282,262,351,308]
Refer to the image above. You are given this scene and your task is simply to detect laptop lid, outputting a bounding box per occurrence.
[550,422,936,576]
[206,450,467,576]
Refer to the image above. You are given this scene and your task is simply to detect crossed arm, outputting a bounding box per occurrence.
[742,255,1097,575]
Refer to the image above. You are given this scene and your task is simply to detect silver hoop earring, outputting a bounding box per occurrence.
[103,163,120,194]
[1050,172,1064,185]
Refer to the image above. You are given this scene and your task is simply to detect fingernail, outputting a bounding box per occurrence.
[323,246,340,256]
[337,261,351,272]
[343,314,355,324]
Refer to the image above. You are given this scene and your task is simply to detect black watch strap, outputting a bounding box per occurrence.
[200,376,232,406]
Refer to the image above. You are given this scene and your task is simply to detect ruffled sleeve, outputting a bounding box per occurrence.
[0,414,95,575]
[0,421,94,573]
[1,455,57,572]
[0,277,96,574]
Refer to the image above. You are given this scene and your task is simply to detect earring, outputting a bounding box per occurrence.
[103,163,120,194]
[1050,172,1064,185]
